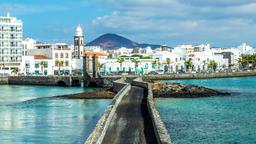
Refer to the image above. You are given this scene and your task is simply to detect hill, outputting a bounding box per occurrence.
[87,33,161,50]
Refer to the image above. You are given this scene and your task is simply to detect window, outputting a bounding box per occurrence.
[60,53,64,58]
[35,63,39,68]
[65,53,69,58]
[55,53,58,58]
[44,62,48,68]
[65,61,69,66]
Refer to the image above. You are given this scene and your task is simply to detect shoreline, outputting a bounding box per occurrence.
[143,71,256,81]
[55,88,116,99]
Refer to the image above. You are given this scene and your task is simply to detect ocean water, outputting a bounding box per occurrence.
[155,76,256,144]
[0,85,110,144]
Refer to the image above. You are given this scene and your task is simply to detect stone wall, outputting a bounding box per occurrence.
[112,77,128,93]
[0,77,8,84]
[132,78,172,144]
[85,79,131,144]
[143,71,256,81]
[8,76,72,86]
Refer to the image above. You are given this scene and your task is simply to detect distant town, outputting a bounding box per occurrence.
[0,13,255,76]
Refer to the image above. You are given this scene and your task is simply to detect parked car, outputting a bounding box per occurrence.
[148,71,158,75]
[156,70,164,74]
[176,70,186,74]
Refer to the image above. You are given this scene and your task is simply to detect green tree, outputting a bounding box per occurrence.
[118,58,125,72]
[208,60,218,72]
[166,58,172,72]
[132,59,140,75]
[56,60,64,75]
[11,69,17,75]
[184,58,193,72]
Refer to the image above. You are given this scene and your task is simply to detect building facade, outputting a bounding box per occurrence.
[0,13,22,75]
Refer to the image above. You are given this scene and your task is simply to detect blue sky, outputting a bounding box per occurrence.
[2,0,256,47]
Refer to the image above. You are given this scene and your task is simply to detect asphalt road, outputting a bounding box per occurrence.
[102,86,158,144]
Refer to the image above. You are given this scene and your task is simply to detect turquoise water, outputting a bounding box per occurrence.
[156,76,256,144]
[0,85,110,144]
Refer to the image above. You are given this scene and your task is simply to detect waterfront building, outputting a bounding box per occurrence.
[20,55,54,75]
[0,13,22,75]
[86,45,104,53]
[141,46,153,55]
[173,45,194,54]
[238,43,254,55]
[22,38,36,56]
[20,43,72,75]
[73,25,84,59]
[52,43,72,75]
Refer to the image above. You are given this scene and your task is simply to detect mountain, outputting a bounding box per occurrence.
[86,33,161,50]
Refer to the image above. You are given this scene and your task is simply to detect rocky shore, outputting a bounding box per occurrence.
[56,88,116,99]
[152,82,230,98]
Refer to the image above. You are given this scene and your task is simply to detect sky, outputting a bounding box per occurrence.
[2,0,256,47]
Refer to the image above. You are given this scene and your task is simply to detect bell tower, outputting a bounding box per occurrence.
[73,25,84,59]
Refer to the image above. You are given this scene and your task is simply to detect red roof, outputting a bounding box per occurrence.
[33,54,50,59]
[83,52,107,57]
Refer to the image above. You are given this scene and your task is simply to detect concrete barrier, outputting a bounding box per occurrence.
[132,78,172,144]
[85,79,131,144]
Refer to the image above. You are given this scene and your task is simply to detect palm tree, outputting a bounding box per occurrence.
[184,58,193,72]
[166,58,171,72]
[118,58,125,73]
[11,69,17,75]
[132,59,140,75]
[208,60,218,72]
[152,60,157,71]
[202,60,207,71]
[56,60,64,76]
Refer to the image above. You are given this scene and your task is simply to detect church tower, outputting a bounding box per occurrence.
[73,25,84,59]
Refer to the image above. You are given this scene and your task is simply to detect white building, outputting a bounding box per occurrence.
[22,38,36,56]
[238,43,254,55]
[0,13,23,75]
[52,43,72,75]
[20,43,72,75]
[20,55,54,75]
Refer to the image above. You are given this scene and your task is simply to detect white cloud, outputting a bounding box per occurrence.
[90,0,256,46]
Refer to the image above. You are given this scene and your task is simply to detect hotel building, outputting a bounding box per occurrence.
[0,13,22,74]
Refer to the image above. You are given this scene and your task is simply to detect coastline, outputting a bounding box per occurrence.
[143,71,256,81]
[55,88,116,99]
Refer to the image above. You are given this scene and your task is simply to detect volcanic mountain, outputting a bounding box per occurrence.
[86,33,160,50]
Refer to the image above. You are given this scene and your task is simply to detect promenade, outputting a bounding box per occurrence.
[102,86,157,144]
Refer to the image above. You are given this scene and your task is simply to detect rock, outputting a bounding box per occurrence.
[152,83,230,98]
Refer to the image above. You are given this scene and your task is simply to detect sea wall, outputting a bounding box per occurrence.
[85,79,131,144]
[8,76,72,86]
[143,71,256,81]
[0,77,8,84]
[131,78,172,144]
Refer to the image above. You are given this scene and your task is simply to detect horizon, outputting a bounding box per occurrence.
[2,0,256,47]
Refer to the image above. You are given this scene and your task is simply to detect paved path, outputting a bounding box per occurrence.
[102,86,158,144]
